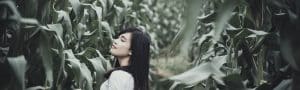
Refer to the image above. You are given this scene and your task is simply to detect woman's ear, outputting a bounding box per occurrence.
[129,51,132,55]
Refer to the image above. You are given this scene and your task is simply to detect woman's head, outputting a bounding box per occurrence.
[110,32,132,57]
[109,27,151,90]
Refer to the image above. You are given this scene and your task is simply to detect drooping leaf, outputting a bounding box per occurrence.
[273,79,292,90]
[64,50,82,86]
[7,55,27,90]
[80,63,93,90]
[46,24,64,38]
[55,10,73,34]
[169,55,227,87]
[101,21,114,40]
[69,0,83,23]
[213,0,240,42]
[39,30,54,88]
[0,0,21,22]
[170,0,202,56]
[75,47,111,89]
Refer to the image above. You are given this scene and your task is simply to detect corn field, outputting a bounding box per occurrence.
[1,0,300,90]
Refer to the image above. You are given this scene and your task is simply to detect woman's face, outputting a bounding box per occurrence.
[110,32,132,57]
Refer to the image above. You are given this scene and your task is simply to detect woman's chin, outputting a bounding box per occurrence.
[109,49,117,55]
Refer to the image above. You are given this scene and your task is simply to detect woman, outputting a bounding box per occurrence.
[100,27,151,90]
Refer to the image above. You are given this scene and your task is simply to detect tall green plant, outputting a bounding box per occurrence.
[1,0,185,90]
[167,0,300,90]
[0,0,146,89]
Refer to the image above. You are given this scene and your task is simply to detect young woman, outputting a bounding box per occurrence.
[100,27,151,90]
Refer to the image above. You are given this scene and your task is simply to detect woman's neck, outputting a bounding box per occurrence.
[117,56,130,66]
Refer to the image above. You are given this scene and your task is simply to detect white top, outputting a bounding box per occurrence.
[100,70,134,90]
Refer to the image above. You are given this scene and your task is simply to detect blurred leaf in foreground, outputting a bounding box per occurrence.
[7,55,27,90]
[169,55,227,88]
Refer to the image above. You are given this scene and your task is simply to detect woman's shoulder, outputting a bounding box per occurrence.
[110,70,133,79]
[101,70,134,90]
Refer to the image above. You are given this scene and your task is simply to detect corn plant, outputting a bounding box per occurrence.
[0,0,186,89]
[167,0,300,90]
[2,0,300,90]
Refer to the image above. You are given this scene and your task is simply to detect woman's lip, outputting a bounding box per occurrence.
[111,44,116,49]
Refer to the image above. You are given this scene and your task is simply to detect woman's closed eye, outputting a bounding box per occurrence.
[120,36,127,42]
[120,38,125,42]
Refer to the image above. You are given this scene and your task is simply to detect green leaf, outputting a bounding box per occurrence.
[198,11,217,23]
[99,0,107,16]
[46,24,64,38]
[101,21,114,40]
[55,10,73,34]
[64,50,93,90]
[75,47,111,89]
[64,49,82,83]
[7,55,27,90]
[68,0,83,22]
[170,0,202,56]
[82,4,103,21]
[88,58,106,89]
[39,31,54,88]
[213,0,240,42]
[107,0,114,9]
[80,63,93,90]
[113,5,124,16]
[0,0,21,22]
[274,79,292,90]
[26,86,46,90]
[20,18,40,25]
[246,29,268,38]
[169,55,227,87]
[226,28,268,40]
[121,0,133,8]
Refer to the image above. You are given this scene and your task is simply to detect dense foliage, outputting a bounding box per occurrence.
[1,0,300,90]
[167,0,300,90]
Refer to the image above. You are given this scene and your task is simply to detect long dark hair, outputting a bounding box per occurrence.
[104,27,151,90]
